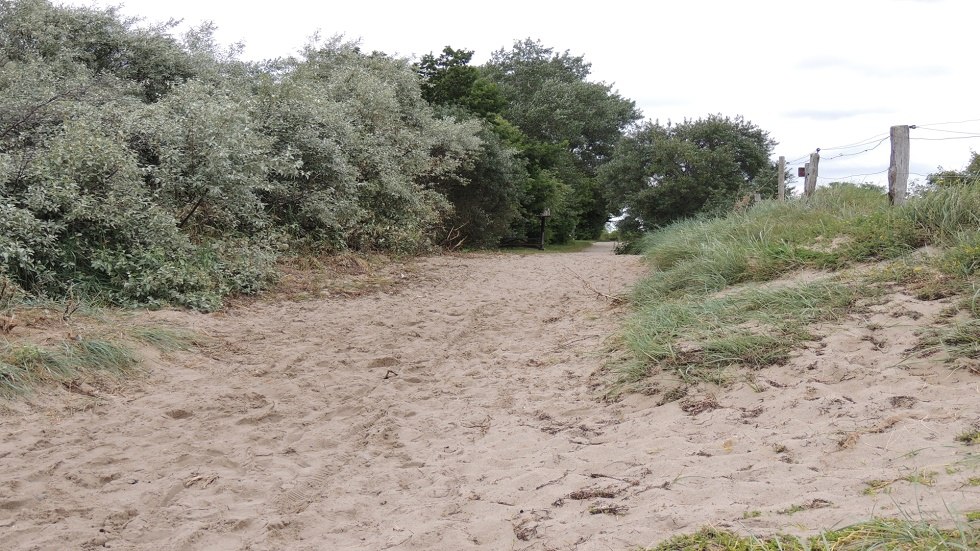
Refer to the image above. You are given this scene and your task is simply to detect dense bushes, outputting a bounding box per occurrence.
[3,1,782,309]
[0,0,486,308]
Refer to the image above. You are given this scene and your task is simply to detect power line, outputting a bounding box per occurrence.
[913,117,980,127]
[817,168,888,181]
[910,135,980,141]
[820,136,889,161]
[818,132,890,152]
[783,120,979,172]
[913,126,980,135]
[785,131,893,167]
[910,169,980,180]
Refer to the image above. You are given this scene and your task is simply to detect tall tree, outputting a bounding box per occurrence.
[416,46,505,120]
[483,39,641,241]
[484,39,640,173]
[601,115,776,231]
[415,46,526,247]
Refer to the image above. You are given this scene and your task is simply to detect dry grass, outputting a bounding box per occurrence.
[247,252,422,304]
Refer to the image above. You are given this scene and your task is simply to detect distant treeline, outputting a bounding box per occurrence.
[0,0,782,309]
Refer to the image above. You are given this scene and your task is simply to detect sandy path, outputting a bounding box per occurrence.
[2,246,978,550]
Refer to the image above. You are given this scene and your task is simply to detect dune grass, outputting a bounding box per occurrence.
[0,337,140,398]
[128,326,199,352]
[633,185,923,302]
[0,291,198,398]
[649,517,979,550]
[619,279,869,386]
[621,182,980,551]
[617,182,980,392]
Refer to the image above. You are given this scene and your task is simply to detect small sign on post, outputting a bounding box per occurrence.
[538,209,551,250]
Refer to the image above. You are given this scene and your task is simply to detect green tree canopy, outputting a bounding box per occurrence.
[484,39,641,173]
[416,46,505,120]
[481,39,642,242]
[601,115,776,231]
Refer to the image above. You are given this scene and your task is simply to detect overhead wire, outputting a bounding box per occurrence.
[910,135,980,141]
[912,117,980,127]
[783,120,978,180]
[909,169,980,180]
[912,126,980,135]
[819,136,889,161]
[784,131,891,167]
[818,132,889,152]
[817,168,888,180]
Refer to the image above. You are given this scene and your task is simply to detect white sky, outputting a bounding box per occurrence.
[63,0,980,190]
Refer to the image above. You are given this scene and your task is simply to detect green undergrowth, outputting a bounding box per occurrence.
[649,517,979,550]
[617,182,980,391]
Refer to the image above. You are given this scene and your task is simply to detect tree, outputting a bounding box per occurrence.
[255,39,483,252]
[484,39,641,173]
[415,47,528,247]
[416,46,505,119]
[481,39,641,242]
[601,115,776,230]
[0,0,197,102]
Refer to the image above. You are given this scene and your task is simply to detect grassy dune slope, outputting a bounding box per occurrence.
[620,183,980,549]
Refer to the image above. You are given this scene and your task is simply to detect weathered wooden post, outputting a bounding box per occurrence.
[538,208,551,250]
[804,152,820,197]
[803,162,811,197]
[777,155,786,201]
[888,125,910,206]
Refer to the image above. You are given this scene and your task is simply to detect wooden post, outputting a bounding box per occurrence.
[538,209,551,250]
[804,152,820,197]
[888,125,910,206]
[803,162,811,197]
[777,155,786,201]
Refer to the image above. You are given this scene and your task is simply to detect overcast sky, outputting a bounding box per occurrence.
[62,0,980,191]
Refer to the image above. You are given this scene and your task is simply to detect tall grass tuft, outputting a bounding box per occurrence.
[633,185,906,302]
[635,182,980,305]
[0,337,141,398]
[906,182,980,246]
[129,326,199,351]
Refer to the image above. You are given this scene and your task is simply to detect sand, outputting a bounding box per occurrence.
[1,242,978,550]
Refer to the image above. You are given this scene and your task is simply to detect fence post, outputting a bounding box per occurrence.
[777,155,786,201]
[804,152,819,197]
[888,125,910,206]
[804,162,810,196]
